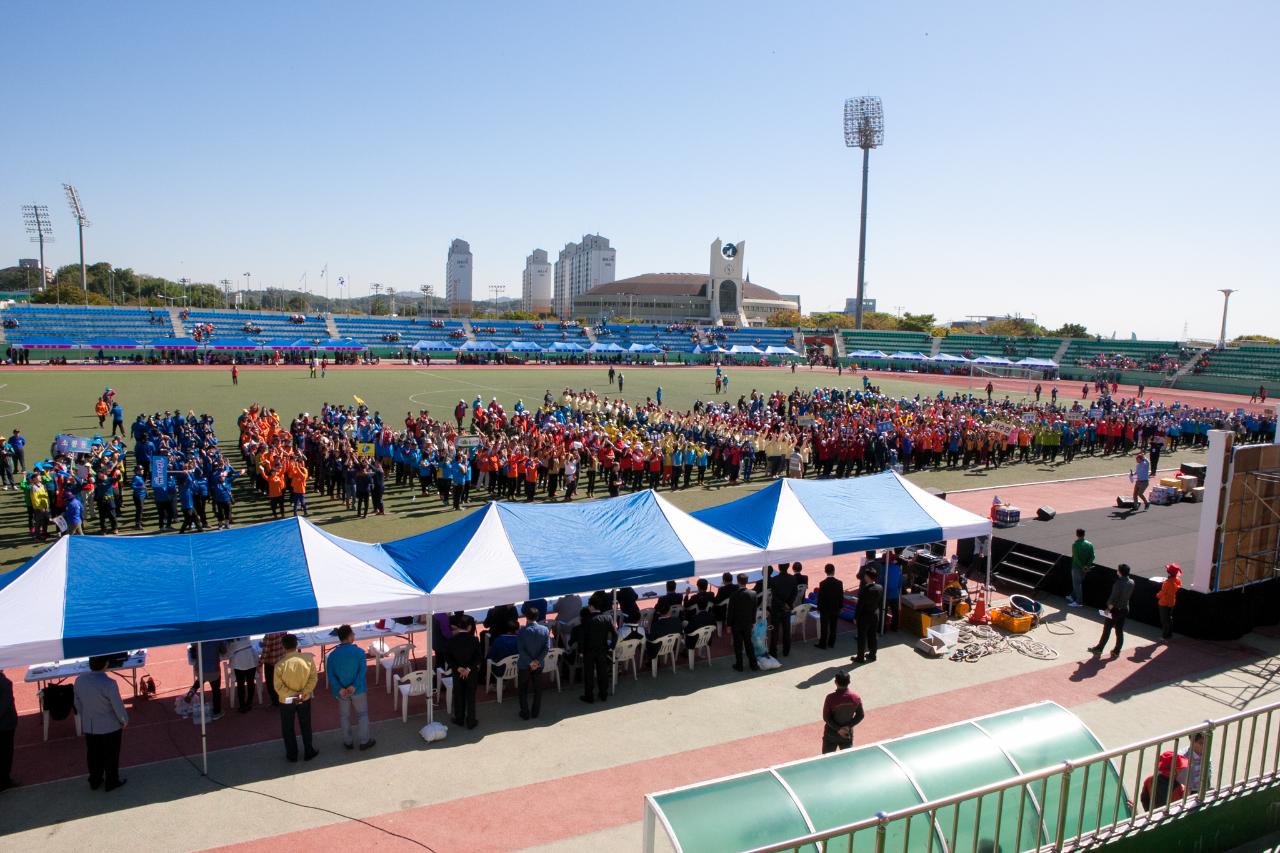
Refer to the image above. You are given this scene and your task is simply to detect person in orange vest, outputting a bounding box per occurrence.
[1157,563,1181,640]
[286,455,309,517]
[523,454,539,502]
[94,398,110,428]
[262,460,287,519]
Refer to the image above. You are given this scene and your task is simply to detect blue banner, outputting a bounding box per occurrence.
[877,421,894,433]
[54,434,95,455]
[151,455,168,490]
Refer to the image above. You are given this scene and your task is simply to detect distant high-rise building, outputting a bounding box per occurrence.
[844,296,876,315]
[522,249,553,314]
[445,239,473,312]
[553,234,615,318]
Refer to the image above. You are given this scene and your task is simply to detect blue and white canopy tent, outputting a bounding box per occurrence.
[930,352,971,363]
[727,344,763,354]
[888,351,930,361]
[262,338,311,350]
[322,338,366,351]
[847,349,888,359]
[586,341,625,353]
[692,472,990,564]
[411,339,458,351]
[0,517,430,771]
[764,345,800,356]
[972,355,1013,365]
[459,339,501,353]
[382,490,760,613]
[1016,357,1059,368]
[548,341,585,353]
[504,340,544,353]
[628,343,662,353]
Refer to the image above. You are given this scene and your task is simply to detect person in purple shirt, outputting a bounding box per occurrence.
[1130,452,1151,510]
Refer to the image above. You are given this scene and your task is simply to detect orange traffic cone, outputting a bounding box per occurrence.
[968,584,990,625]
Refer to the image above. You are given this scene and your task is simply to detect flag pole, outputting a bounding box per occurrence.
[197,641,209,775]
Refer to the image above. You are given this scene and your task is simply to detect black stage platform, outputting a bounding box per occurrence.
[992,501,1280,641]
[997,499,1202,576]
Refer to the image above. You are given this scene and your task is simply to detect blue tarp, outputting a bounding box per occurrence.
[13,337,75,348]
[86,337,141,350]
[459,340,501,352]
[149,337,198,350]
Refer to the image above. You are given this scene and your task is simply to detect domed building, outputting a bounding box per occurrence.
[571,240,798,326]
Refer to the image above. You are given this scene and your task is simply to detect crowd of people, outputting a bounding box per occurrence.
[7,375,1276,541]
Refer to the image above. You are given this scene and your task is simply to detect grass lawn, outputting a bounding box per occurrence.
[0,364,1206,571]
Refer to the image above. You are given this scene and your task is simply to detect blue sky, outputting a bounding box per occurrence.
[3,2,1275,339]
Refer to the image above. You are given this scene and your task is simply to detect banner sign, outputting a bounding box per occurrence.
[54,434,95,455]
[456,435,482,449]
[150,455,168,490]
[876,421,894,433]
[796,415,816,427]
[357,442,376,457]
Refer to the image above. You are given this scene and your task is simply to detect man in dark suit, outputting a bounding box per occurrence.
[444,616,483,729]
[727,573,760,672]
[683,577,714,614]
[853,567,884,664]
[580,603,617,703]
[0,670,16,791]
[768,563,798,658]
[713,572,737,629]
[790,562,810,604]
[614,587,641,624]
[656,580,683,615]
[815,563,844,649]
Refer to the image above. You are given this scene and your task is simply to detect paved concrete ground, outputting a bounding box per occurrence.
[2,475,1275,853]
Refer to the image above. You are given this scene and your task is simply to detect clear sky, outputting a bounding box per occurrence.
[3,2,1275,339]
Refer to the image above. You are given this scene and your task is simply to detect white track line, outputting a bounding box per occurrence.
[0,399,30,419]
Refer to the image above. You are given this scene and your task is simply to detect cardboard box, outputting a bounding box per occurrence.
[1176,475,1199,492]
[1188,486,1205,503]
[901,593,936,612]
[1159,477,1182,488]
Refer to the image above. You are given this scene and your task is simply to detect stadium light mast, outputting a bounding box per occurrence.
[843,96,884,331]
[63,184,91,295]
[1217,288,1237,349]
[21,204,54,292]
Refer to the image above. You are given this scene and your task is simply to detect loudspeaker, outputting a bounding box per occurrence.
[1036,506,1056,521]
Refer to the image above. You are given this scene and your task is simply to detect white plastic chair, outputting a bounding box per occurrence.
[485,654,519,703]
[790,603,814,641]
[393,670,432,722]
[649,633,681,677]
[686,624,716,670]
[611,638,642,690]
[378,644,413,692]
[40,689,81,742]
[541,647,565,692]
[433,666,454,710]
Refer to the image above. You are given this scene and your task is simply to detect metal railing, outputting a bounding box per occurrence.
[741,699,1280,853]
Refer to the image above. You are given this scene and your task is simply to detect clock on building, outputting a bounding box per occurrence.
[721,243,737,259]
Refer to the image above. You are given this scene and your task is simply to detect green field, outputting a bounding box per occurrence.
[0,365,1202,571]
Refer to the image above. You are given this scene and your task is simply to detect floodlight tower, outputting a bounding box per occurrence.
[1217,289,1237,349]
[21,204,54,291]
[844,96,884,331]
[63,184,91,294]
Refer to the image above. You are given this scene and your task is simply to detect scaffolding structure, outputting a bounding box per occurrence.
[1220,468,1280,591]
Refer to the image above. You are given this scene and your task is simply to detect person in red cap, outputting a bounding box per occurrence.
[1141,750,1188,810]
[1158,563,1182,640]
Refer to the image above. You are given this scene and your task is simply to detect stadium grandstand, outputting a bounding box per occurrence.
[1,302,1277,390]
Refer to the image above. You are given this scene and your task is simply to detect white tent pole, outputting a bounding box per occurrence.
[197,640,208,775]
[426,609,434,726]
[984,536,993,600]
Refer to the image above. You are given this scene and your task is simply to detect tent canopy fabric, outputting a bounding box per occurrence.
[1016,357,1059,367]
[411,339,458,351]
[0,518,430,668]
[586,342,625,353]
[322,338,365,351]
[628,343,661,353]
[382,491,760,612]
[201,337,262,350]
[930,352,970,362]
[459,339,501,352]
[888,351,929,361]
[727,344,762,354]
[847,349,888,359]
[87,337,141,350]
[973,355,1013,364]
[646,701,1126,853]
[149,337,198,350]
[13,337,75,349]
[764,345,800,355]
[504,340,544,353]
[692,472,990,561]
[548,341,585,352]
[263,338,310,350]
